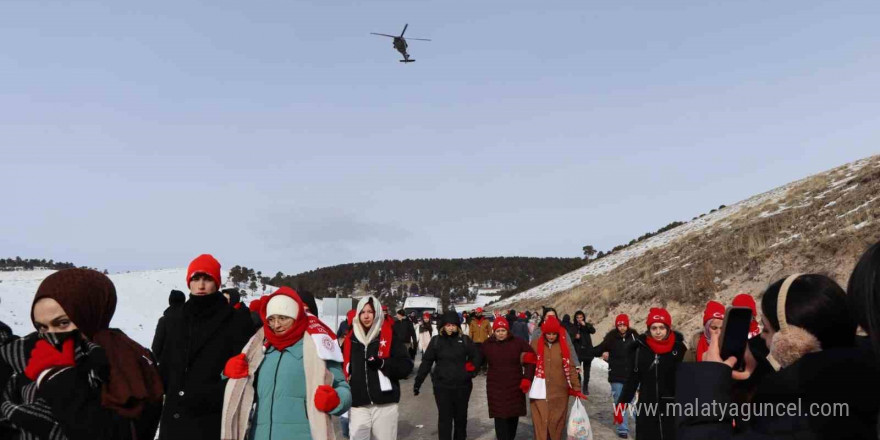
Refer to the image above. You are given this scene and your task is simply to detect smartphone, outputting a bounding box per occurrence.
[719,306,753,371]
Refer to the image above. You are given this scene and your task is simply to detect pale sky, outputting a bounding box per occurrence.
[2,0,879,275]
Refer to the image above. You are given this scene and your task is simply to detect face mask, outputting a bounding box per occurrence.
[38,329,80,351]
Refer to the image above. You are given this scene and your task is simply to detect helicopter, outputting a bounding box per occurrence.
[371,24,430,63]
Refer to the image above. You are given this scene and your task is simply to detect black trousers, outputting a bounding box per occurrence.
[434,384,472,440]
[581,358,592,394]
[493,417,519,440]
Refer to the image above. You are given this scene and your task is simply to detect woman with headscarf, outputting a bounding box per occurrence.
[0,268,164,440]
[529,315,585,440]
[615,308,686,440]
[220,287,351,440]
[342,296,413,440]
[684,300,725,363]
[479,317,536,440]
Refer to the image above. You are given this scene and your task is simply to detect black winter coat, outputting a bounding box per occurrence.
[154,293,255,440]
[592,328,639,383]
[676,342,880,440]
[393,318,417,347]
[415,332,482,390]
[346,329,414,407]
[511,320,531,342]
[569,322,596,361]
[617,332,687,440]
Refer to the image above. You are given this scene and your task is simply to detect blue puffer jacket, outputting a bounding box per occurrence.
[251,339,351,440]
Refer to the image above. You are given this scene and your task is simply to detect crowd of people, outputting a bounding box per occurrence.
[1,241,880,440]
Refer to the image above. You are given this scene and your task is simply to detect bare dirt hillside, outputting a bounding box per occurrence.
[496,155,880,338]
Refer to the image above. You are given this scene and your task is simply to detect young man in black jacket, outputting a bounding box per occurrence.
[344,296,413,440]
[592,313,638,439]
[153,254,256,440]
[393,309,418,360]
[414,310,483,440]
[570,310,596,395]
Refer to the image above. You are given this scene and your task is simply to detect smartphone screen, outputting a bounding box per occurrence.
[719,306,753,371]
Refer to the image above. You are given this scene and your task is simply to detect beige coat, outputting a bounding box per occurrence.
[529,339,581,440]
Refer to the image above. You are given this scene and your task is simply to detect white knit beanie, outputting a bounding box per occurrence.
[266,295,299,319]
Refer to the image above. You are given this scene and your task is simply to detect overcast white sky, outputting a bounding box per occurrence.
[2,1,879,275]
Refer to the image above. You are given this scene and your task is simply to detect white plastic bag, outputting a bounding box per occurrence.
[567,398,593,440]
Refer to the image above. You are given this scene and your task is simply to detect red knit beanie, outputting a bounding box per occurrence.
[186,254,222,287]
[248,297,263,313]
[702,301,725,325]
[646,308,672,328]
[615,314,630,327]
[493,317,509,331]
[732,293,757,315]
[541,315,562,334]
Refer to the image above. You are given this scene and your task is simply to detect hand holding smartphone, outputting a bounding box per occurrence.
[719,306,753,371]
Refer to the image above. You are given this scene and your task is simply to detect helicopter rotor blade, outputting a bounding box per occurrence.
[400,23,408,37]
[370,33,397,38]
[407,38,431,41]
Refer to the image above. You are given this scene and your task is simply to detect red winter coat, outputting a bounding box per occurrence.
[480,335,536,418]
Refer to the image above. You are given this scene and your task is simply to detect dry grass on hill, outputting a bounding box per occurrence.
[508,156,880,338]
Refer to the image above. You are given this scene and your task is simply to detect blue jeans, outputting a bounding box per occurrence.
[610,382,631,435]
[341,414,350,438]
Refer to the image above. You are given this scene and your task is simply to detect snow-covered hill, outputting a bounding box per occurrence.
[493,156,875,309]
[0,268,227,347]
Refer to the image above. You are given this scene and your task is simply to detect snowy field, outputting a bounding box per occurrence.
[0,268,216,346]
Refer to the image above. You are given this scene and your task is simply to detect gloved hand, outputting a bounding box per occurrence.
[25,338,75,381]
[413,385,421,396]
[366,356,384,370]
[223,353,249,379]
[522,352,537,364]
[568,388,588,400]
[613,403,626,425]
[314,385,340,412]
[519,378,531,394]
[465,361,476,372]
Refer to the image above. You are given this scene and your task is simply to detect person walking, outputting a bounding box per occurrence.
[592,313,638,439]
[570,310,596,395]
[220,287,351,439]
[342,296,413,440]
[414,310,482,440]
[511,312,531,342]
[393,309,418,361]
[529,315,585,440]
[418,312,433,357]
[479,317,536,440]
[615,308,687,440]
[153,254,256,440]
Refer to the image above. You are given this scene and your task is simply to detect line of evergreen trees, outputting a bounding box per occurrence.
[232,257,585,310]
[0,257,77,271]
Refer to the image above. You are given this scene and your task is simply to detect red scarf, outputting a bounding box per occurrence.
[342,315,394,380]
[646,331,676,355]
[535,330,574,390]
[696,334,709,361]
[260,288,308,351]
